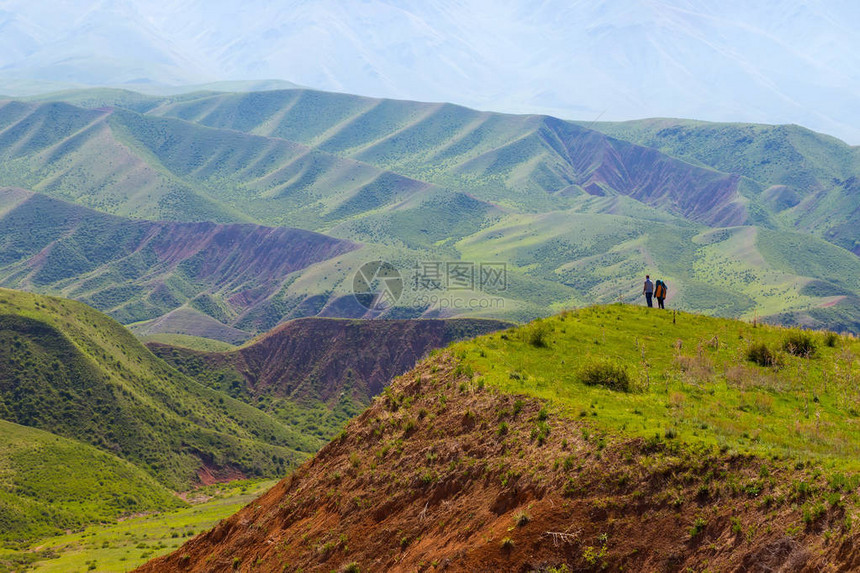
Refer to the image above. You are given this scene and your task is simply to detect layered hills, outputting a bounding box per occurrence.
[150,89,751,226]
[0,288,509,546]
[0,89,858,333]
[0,187,357,335]
[590,119,860,255]
[0,288,312,493]
[139,305,860,572]
[148,317,512,441]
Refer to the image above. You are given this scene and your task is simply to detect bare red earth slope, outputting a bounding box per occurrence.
[148,317,513,405]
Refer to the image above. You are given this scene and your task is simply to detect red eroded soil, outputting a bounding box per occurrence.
[148,318,511,405]
[545,119,746,227]
[195,462,247,487]
[136,354,860,573]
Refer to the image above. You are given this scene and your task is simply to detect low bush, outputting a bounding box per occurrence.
[514,511,530,527]
[747,343,779,367]
[689,517,707,537]
[578,360,631,392]
[523,321,552,348]
[783,333,817,357]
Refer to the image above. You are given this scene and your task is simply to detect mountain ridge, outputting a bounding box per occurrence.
[147,316,513,443]
[2,1,859,144]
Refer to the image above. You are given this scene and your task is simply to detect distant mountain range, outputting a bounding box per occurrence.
[0,88,858,334]
[1,1,858,144]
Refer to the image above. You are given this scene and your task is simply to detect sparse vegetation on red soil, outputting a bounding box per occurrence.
[136,349,860,572]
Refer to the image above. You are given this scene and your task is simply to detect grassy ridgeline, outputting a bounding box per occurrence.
[453,304,860,469]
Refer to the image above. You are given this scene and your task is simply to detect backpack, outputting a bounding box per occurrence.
[655,280,667,298]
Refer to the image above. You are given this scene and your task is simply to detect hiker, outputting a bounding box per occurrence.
[643,275,653,307]
[655,279,667,309]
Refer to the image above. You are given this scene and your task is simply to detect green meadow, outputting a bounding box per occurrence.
[453,304,860,470]
[0,480,275,573]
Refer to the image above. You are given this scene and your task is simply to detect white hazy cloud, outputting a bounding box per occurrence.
[1,0,858,143]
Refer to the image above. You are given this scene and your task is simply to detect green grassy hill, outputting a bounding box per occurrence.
[0,419,184,546]
[137,333,237,353]
[151,90,754,224]
[0,288,314,492]
[140,305,860,572]
[457,304,860,466]
[0,99,475,230]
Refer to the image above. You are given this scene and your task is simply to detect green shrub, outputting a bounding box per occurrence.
[524,321,551,348]
[513,511,530,527]
[689,517,707,537]
[531,421,550,445]
[578,360,631,392]
[824,331,839,347]
[747,343,779,366]
[512,399,524,416]
[342,562,361,573]
[783,333,817,357]
[731,517,742,534]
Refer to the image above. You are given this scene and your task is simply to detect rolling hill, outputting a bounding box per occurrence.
[136,305,860,572]
[0,98,484,230]
[150,89,755,226]
[590,118,860,255]
[0,287,314,492]
[147,317,512,441]
[0,418,184,545]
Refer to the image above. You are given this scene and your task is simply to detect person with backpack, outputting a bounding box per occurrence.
[654,279,668,309]
[643,275,654,307]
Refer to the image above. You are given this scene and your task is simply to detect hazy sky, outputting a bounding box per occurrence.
[1,0,858,143]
